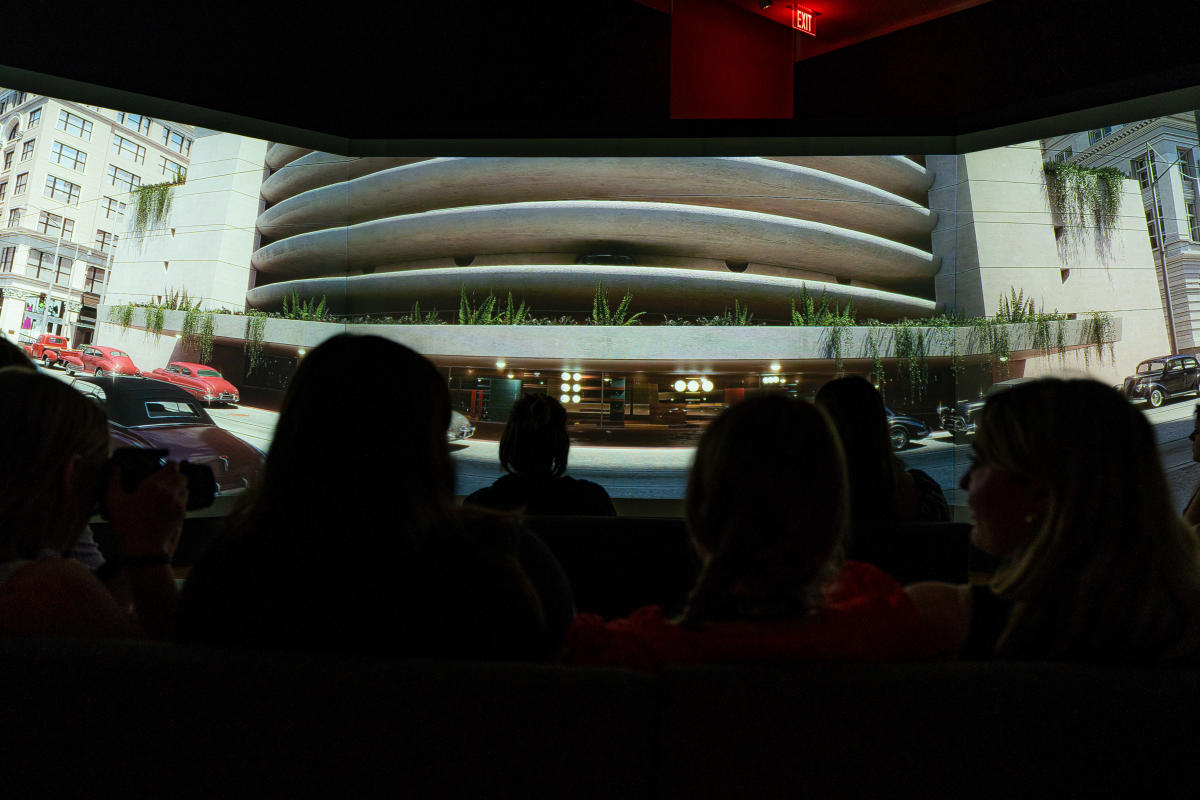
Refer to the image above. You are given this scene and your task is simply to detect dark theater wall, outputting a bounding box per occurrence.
[670,0,794,119]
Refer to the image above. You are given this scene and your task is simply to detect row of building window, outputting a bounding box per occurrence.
[0,245,108,292]
[4,138,181,178]
[117,112,192,155]
[0,92,29,114]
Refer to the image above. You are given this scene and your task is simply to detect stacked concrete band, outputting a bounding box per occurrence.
[248,151,941,350]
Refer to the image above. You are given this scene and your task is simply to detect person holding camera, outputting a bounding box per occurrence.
[0,368,187,640]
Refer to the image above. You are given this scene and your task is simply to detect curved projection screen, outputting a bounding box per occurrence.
[1,86,1195,508]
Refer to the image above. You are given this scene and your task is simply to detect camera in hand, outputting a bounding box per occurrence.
[99,448,216,518]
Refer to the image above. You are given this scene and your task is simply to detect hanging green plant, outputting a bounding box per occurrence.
[1082,310,1115,366]
[199,311,216,364]
[244,312,267,375]
[130,171,185,240]
[893,322,930,403]
[145,306,165,338]
[110,302,136,329]
[867,327,885,399]
[1043,162,1123,243]
[182,306,200,347]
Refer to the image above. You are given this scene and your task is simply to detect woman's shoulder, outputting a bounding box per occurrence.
[0,557,135,638]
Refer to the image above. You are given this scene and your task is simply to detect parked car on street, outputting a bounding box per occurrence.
[65,345,141,377]
[941,377,1040,442]
[148,362,240,405]
[448,409,476,441]
[1121,354,1200,408]
[69,376,263,496]
[22,334,82,369]
[885,408,931,451]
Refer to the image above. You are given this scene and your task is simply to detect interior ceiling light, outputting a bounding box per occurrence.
[496,360,506,369]
[561,371,571,380]
[572,372,582,381]
[560,394,570,403]
[701,379,714,392]
[571,394,581,404]
[674,380,687,392]
[561,383,571,392]
[687,380,700,392]
[572,383,581,392]
[769,362,781,372]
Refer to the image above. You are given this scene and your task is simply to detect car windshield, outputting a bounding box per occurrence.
[1137,361,1165,374]
[196,369,222,377]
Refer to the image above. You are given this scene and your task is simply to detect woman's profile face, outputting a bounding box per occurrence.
[961,446,1042,557]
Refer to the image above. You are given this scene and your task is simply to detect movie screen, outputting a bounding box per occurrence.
[1,86,1196,515]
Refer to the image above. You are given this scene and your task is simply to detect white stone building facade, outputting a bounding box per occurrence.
[0,88,193,346]
[1043,115,1200,354]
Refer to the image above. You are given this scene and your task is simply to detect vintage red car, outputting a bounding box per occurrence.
[22,334,82,368]
[69,376,263,496]
[148,362,241,405]
[65,345,141,377]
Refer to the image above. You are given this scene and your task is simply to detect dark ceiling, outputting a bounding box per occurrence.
[0,0,1198,155]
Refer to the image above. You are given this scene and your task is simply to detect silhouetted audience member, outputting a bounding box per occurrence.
[0,338,106,571]
[1183,404,1200,527]
[465,394,616,516]
[815,376,948,525]
[907,378,1200,663]
[178,335,573,660]
[567,395,931,671]
[0,368,186,639]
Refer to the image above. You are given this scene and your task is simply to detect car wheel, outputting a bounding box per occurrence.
[1148,387,1165,408]
[42,354,55,369]
[890,426,910,451]
[94,367,105,377]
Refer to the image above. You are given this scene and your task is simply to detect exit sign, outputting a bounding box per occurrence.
[794,5,815,36]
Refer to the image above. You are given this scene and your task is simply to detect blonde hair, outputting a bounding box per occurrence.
[679,395,849,626]
[0,368,109,558]
[979,378,1200,662]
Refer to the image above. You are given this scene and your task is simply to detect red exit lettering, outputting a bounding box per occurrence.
[794,5,815,36]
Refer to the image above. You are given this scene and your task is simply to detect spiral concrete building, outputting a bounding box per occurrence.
[248,152,940,322]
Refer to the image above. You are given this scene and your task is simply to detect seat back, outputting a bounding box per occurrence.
[525,515,700,619]
[848,521,972,585]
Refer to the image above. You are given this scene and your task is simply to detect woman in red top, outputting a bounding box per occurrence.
[567,394,930,671]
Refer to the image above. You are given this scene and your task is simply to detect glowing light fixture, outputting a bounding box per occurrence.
[769,362,781,372]
[496,360,506,369]
[687,380,700,392]
[561,371,571,380]
[572,372,582,381]
[561,383,571,392]
[560,394,570,402]
[674,380,687,392]
[571,383,581,392]
[297,348,307,356]
[794,4,815,35]
[701,379,714,392]
[507,372,514,379]
[571,394,581,404]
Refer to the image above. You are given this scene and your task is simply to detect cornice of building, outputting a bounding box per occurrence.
[1070,119,1156,163]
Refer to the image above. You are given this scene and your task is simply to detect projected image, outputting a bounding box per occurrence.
[1,83,1194,505]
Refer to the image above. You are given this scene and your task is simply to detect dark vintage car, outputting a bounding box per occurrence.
[885,408,931,451]
[941,377,1040,442]
[69,376,264,496]
[1121,354,1200,408]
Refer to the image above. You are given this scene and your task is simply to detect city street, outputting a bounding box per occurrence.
[42,365,1200,512]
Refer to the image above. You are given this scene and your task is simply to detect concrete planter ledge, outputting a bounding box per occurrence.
[99,307,1122,369]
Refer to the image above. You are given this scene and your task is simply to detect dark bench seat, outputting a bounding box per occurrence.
[0,637,1194,798]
